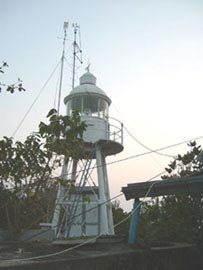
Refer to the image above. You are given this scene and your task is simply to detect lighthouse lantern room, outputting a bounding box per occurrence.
[65,71,111,143]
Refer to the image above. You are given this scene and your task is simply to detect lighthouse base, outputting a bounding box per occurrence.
[54,186,115,239]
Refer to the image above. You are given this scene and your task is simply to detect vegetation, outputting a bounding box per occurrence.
[0,61,26,93]
[138,141,203,245]
[0,109,86,238]
[112,200,130,236]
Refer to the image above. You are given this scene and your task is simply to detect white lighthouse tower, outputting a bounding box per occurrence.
[52,68,123,239]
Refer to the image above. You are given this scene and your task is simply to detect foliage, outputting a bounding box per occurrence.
[0,61,26,93]
[0,109,86,237]
[163,141,203,178]
[112,200,130,236]
[0,62,9,74]
[138,142,203,245]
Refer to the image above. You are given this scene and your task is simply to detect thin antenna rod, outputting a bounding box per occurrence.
[57,22,69,114]
[72,23,83,90]
[72,25,77,90]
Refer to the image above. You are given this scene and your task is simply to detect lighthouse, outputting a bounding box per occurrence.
[52,69,124,239]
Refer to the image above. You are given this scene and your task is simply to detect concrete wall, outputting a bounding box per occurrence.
[1,245,202,270]
[0,229,54,241]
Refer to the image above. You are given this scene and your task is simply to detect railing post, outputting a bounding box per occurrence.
[121,122,123,145]
[128,199,141,244]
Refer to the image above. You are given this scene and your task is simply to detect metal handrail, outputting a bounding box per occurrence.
[108,117,123,145]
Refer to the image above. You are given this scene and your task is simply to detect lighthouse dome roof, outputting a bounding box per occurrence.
[65,71,111,105]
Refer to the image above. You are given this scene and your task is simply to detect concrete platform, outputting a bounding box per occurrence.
[0,241,202,270]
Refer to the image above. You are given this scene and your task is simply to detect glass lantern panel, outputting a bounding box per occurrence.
[83,96,99,116]
[98,99,109,118]
[67,96,82,115]
[67,96,109,119]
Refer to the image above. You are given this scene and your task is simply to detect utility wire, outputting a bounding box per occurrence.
[110,101,175,158]
[123,124,170,171]
[114,181,158,230]
[123,125,174,158]
[109,135,203,167]
[51,135,203,180]
[12,61,61,138]
[2,171,165,262]
[53,65,61,109]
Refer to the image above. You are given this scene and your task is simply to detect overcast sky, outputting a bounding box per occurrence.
[1,0,203,210]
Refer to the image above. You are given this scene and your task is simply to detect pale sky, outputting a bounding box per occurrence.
[1,0,203,211]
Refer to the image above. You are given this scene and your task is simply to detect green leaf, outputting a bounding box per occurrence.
[47,108,57,118]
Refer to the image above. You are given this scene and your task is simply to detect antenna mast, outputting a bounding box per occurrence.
[57,21,69,114]
[72,23,83,90]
